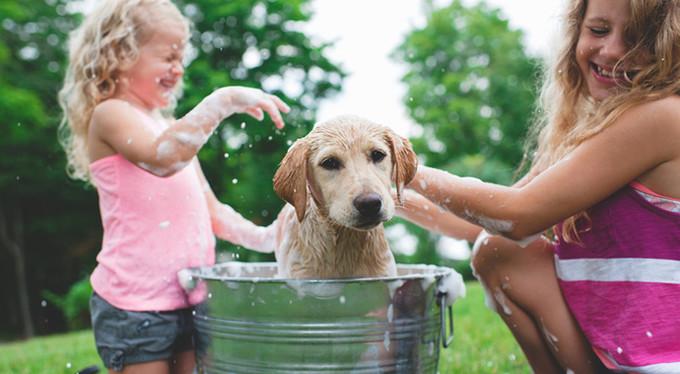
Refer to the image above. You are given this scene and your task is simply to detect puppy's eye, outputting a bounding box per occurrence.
[371,150,386,163]
[320,157,341,170]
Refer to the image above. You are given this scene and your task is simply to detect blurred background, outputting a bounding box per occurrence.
[0,0,560,340]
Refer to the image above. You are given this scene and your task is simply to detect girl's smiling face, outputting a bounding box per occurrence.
[576,0,634,101]
[117,25,186,110]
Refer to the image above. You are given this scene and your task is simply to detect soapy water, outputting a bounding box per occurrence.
[179,263,465,308]
[129,87,288,177]
[462,208,514,235]
[471,230,498,312]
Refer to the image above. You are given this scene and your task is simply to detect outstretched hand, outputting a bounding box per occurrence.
[224,86,290,129]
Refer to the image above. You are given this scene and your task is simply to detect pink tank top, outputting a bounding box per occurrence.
[89,155,215,311]
[555,185,680,372]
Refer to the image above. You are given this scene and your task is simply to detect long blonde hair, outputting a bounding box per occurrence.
[527,0,680,241]
[58,0,189,182]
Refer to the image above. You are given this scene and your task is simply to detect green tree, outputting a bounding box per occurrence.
[0,0,343,339]
[0,0,89,339]
[394,0,538,171]
[176,0,345,260]
[390,0,539,268]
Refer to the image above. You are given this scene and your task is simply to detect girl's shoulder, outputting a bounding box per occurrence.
[91,98,151,133]
[93,98,142,121]
[631,95,680,120]
[623,95,680,136]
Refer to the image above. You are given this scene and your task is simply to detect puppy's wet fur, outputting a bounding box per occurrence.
[272,115,417,279]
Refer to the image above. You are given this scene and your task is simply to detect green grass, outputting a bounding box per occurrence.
[0,329,98,374]
[0,282,529,373]
[442,282,530,373]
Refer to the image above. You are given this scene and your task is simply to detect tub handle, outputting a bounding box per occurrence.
[438,291,454,348]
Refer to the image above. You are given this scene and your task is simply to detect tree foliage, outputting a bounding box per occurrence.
[0,0,90,339]
[390,0,540,268]
[173,0,345,261]
[394,0,539,173]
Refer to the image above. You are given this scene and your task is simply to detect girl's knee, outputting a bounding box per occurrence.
[471,231,512,282]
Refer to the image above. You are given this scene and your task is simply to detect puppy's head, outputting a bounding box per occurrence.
[273,115,417,229]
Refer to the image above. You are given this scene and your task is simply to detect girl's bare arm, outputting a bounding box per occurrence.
[409,97,680,240]
[192,160,278,253]
[90,87,289,177]
[397,163,541,241]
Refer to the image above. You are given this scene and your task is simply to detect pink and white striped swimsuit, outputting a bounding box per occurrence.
[555,183,680,373]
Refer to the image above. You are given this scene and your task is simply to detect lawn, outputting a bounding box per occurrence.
[0,282,530,373]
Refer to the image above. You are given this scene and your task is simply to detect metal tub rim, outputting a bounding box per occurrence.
[184,261,454,284]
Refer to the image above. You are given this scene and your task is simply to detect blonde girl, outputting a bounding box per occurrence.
[58,0,289,373]
[398,0,680,372]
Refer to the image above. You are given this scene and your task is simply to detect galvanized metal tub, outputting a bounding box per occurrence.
[183,262,457,374]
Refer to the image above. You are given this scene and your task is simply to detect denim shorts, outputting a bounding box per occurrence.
[89,292,195,371]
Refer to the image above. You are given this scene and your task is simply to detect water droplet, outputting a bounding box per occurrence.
[66,362,72,369]
[232,178,238,184]
[159,220,170,229]
[646,331,653,338]
[223,152,229,158]
[240,122,246,129]
[616,346,623,354]
[41,300,47,307]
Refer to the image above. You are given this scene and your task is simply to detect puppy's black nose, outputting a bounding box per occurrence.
[353,193,382,217]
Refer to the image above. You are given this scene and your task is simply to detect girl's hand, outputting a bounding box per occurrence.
[222,86,290,129]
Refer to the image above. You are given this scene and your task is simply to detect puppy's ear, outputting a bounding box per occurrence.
[384,130,418,205]
[273,139,309,222]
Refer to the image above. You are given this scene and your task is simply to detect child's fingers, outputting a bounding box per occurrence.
[246,107,264,121]
[269,94,290,113]
[257,99,285,129]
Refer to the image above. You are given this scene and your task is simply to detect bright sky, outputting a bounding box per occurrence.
[305,0,564,136]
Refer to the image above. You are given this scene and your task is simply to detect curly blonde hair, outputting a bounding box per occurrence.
[58,0,189,182]
[526,0,680,242]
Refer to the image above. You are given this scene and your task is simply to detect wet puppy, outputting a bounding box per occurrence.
[272,115,417,279]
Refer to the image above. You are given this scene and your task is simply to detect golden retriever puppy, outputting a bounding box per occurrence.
[272,115,418,279]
